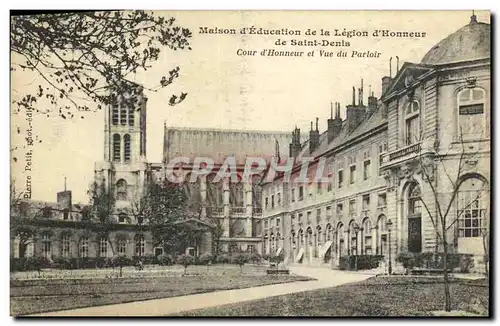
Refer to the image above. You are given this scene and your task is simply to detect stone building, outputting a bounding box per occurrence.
[261,14,490,268]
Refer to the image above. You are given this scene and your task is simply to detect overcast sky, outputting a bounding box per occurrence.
[10,10,490,203]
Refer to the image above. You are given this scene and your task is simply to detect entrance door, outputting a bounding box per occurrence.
[408,217,422,253]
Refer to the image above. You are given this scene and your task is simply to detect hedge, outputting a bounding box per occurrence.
[339,255,384,271]
[396,252,475,273]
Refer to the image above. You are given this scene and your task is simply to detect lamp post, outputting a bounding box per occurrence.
[386,219,393,275]
[353,222,360,271]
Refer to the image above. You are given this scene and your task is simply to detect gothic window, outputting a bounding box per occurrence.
[184,173,201,211]
[112,106,119,125]
[457,177,488,238]
[128,106,135,126]
[113,134,121,162]
[458,88,486,139]
[79,237,89,258]
[120,106,127,125]
[124,134,131,163]
[251,175,262,209]
[408,183,422,216]
[99,237,108,257]
[61,234,71,258]
[230,178,244,207]
[116,179,128,201]
[135,234,145,256]
[405,100,420,145]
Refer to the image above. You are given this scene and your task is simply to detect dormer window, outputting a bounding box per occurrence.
[405,100,420,145]
[458,88,485,139]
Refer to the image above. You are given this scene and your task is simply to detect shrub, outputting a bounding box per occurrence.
[112,255,132,277]
[198,253,213,266]
[396,252,416,272]
[338,255,384,271]
[95,256,107,268]
[176,254,195,275]
[157,254,175,266]
[52,257,72,269]
[248,252,262,265]
[269,252,285,268]
[216,253,230,265]
[231,253,249,273]
[459,254,475,273]
[261,254,271,262]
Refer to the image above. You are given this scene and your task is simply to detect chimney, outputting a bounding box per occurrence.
[367,92,378,116]
[309,119,320,154]
[327,102,335,143]
[328,102,343,143]
[381,76,392,95]
[289,127,302,158]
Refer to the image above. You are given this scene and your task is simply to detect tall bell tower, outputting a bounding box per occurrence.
[95,81,149,214]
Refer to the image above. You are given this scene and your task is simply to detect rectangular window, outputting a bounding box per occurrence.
[276,218,280,227]
[298,213,303,223]
[362,194,370,211]
[63,209,69,220]
[349,165,356,184]
[338,170,344,188]
[364,160,371,180]
[337,203,343,215]
[349,199,356,215]
[317,181,322,194]
[247,245,256,253]
[458,190,486,238]
[80,238,89,258]
[307,211,312,223]
[316,208,321,223]
[291,188,295,202]
[277,193,281,206]
[406,115,420,145]
[118,240,126,255]
[271,195,275,209]
[299,186,304,201]
[62,236,70,258]
[459,104,484,138]
[99,238,108,257]
[378,193,387,207]
[326,206,332,218]
[265,197,268,209]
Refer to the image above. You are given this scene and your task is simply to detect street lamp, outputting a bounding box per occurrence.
[353,222,360,271]
[386,219,393,275]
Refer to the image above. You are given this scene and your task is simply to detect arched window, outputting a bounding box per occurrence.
[99,236,108,257]
[112,106,119,125]
[336,223,345,258]
[230,176,244,207]
[113,134,121,162]
[362,218,372,254]
[120,106,127,125]
[376,215,388,255]
[79,237,89,258]
[41,233,51,258]
[206,173,223,208]
[458,88,485,139]
[135,234,145,257]
[405,100,420,145]
[124,134,131,163]
[61,234,71,258]
[251,175,262,209]
[128,106,135,126]
[408,183,422,216]
[348,221,358,255]
[184,173,201,211]
[457,177,489,238]
[116,179,128,201]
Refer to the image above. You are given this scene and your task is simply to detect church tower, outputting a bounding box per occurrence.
[94,81,149,218]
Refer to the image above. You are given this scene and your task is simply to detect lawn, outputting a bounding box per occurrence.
[10,268,312,316]
[178,277,489,317]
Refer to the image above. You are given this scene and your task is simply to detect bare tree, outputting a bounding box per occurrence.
[409,128,488,312]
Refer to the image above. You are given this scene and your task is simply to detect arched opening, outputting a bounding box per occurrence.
[112,133,121,162]
[230,175,244,208]
[348,220,358,256]
[124,134,131,163]
[336,222,345,260]
[457,176,489,238]
[362,217,372,255]
[251,175,263,213]
[406,182,422,253]
[376,214,388,256]
[116,179,128,201]
[206,173,223,213]
[184,172,202,213]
